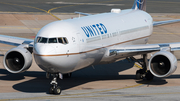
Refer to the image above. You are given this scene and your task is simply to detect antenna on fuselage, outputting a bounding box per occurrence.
[79,13,80,18]
[74,11,92,19]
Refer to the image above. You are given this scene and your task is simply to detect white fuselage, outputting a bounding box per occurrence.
[33,9,153,74]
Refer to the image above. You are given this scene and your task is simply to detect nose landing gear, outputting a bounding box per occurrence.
[47,73,62,95]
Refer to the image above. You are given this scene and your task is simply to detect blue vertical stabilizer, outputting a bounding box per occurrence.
[132,0,146,11]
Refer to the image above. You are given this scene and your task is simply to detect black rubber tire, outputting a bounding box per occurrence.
[49,86,54,94]
[136,72,141,80]
[136,70,143,80]
[63,73,72,78]
[145,70,154,80]
[54,86,61,95]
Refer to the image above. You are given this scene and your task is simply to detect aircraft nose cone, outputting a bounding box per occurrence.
[35,45,56,55]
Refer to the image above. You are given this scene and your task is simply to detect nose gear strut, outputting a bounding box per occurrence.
[48,73,62,95]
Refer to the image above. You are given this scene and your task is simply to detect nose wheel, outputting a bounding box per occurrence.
[48,73,62,95]
[49,85,61,95]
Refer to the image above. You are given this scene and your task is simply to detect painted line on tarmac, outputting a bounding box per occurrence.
[47,5,79,20]
[0,0,124,20]
[0,2,61,20]
[0,2,47,13]
[47,0,122,19]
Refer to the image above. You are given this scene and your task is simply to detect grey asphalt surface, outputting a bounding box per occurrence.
[0,0,180,101]
[0,0,179,13]
[1,86,180,101]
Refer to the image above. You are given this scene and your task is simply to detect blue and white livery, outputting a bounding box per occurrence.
[0,0,180,95]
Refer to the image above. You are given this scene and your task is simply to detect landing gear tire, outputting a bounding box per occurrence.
[134,54,154,81]
[48,73,62,95]
[49,86,54,94]
[63,73,72,78]
[49,85,61,95]
[54,86,61,95]
[145,70,154,80]
[136,70,143,80]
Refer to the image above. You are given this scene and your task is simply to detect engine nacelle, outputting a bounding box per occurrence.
[3,47,32,73]
[149,51,177,78]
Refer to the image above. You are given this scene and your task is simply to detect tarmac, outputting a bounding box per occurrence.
[0,0,180,101]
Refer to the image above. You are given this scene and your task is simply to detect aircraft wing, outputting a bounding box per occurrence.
[108,19,180,57]
[153,19,180,26]
[0,35,34,47]
[109,42,180,56]
[74,11,92,16]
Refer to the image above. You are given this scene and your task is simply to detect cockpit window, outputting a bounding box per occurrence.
[58,37,68,44]
[36,37,68,44]
[63,37,68,44]
[58,37,63,44]
[48,38,57,43]
[39,37,48,43]
[36,37,41,43]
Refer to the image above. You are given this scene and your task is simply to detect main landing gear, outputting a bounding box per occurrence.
[132,54,154,80]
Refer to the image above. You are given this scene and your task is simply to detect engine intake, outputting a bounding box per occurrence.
[149,51,177,78]
[3,47,32,73]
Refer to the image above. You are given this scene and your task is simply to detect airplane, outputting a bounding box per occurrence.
[0,0,180,95]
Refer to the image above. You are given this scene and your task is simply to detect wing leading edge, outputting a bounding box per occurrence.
[0,35,34,47]
[153,19,180,26]
[110,19,180,57]
[74,11,92,16]
[109,43,180,56]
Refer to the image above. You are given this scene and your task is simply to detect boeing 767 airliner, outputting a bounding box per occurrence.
[0,0,180,95]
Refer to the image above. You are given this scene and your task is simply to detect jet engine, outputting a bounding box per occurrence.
[149,51,177,78]
[3,47,32,73]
